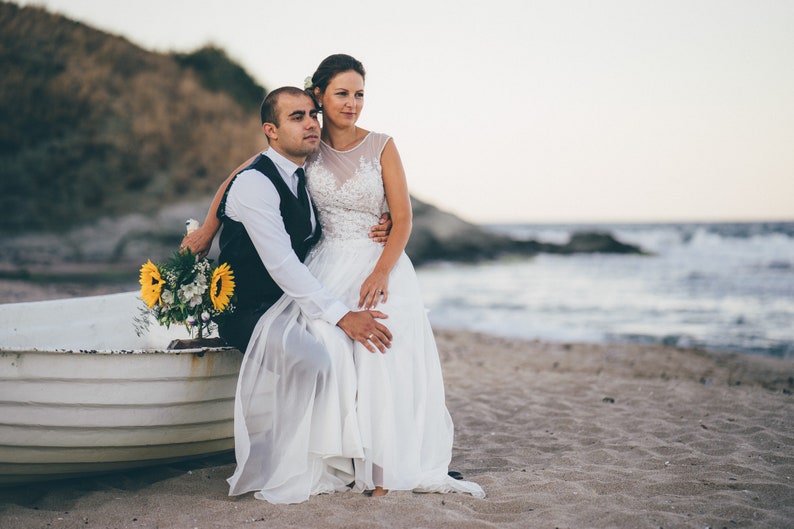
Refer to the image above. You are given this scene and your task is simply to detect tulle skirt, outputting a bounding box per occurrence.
[227,238,484,503]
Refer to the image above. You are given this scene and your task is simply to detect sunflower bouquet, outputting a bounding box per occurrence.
[137,249,235,339]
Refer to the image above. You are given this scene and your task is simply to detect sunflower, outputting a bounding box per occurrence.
[210,263,235,311]
[139,259,165,308]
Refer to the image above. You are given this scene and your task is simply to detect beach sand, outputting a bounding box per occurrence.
[1,286,793,528]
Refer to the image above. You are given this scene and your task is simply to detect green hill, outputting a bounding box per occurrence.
[0,2,267,233]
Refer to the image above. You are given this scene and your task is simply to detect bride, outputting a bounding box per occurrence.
[186,54,483,503]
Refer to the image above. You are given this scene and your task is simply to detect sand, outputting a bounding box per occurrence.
[1,286,793,528]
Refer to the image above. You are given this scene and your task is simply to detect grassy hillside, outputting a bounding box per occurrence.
[0,2,267,233]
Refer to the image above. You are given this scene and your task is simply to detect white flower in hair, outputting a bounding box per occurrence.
[303,76,313,90]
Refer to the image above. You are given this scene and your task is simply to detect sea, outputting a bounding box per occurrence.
[415,221,794,359]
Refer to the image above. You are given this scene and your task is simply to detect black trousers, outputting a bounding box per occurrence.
[218,306,266,353]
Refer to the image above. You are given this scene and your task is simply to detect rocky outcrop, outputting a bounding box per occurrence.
[406,198,519,264]
[406,198,644,265]
[557,232,643,254]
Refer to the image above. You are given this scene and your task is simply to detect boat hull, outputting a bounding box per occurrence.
[0,292,243,484]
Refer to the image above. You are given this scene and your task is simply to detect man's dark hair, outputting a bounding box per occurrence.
[260,86,312,125]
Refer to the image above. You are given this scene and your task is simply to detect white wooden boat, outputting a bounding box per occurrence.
[0,291,242,485]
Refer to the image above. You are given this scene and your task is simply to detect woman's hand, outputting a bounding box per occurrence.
[181,225,214,259]
[359,270,389,309]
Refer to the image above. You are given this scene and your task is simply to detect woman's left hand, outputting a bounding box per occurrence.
[181,225,214,259]
[359,271,389,309]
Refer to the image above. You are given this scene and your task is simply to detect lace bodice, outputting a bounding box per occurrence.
[306,132,390,242]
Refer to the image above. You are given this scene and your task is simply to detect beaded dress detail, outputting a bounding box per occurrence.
[306,132,388,242]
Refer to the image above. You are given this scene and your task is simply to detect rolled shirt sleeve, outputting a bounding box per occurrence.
[225,169,349,325]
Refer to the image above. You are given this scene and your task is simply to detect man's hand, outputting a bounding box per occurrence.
[368,212,392,244]
[337,310,392,353]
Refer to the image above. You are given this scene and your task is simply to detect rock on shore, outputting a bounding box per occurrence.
[408,198,644,264]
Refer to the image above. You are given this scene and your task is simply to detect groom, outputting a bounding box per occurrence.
[216,86,392,353]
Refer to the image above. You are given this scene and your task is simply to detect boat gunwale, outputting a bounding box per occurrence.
[0,347,241,356]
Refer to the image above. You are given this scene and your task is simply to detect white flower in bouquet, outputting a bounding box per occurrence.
[179,281,205,308]
[161,289,174,306]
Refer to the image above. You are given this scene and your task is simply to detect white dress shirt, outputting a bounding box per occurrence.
[224,148,349,325]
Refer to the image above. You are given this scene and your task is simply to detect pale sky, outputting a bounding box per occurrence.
[16,0,794,223]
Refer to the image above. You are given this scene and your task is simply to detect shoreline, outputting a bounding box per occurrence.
[1,278,789,360]
[1,318,793,527]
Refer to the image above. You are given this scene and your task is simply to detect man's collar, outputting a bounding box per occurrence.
[264,147,305,177]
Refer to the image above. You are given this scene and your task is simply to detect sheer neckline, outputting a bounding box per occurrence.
[321,131,373,154]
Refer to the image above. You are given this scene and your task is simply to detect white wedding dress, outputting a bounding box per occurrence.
[227,132,484,503]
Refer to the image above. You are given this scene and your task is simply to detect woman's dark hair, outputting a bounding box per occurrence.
[308,54,366,94]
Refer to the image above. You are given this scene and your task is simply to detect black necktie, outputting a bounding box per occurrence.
[295,167,310,210]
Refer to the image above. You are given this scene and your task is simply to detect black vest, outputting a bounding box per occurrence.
[217,154,321,313]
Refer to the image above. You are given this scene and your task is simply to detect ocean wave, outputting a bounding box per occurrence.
[420,222,794,359]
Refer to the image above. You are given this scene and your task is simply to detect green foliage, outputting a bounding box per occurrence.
[173,46,265,111]
[0,3,267,233]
